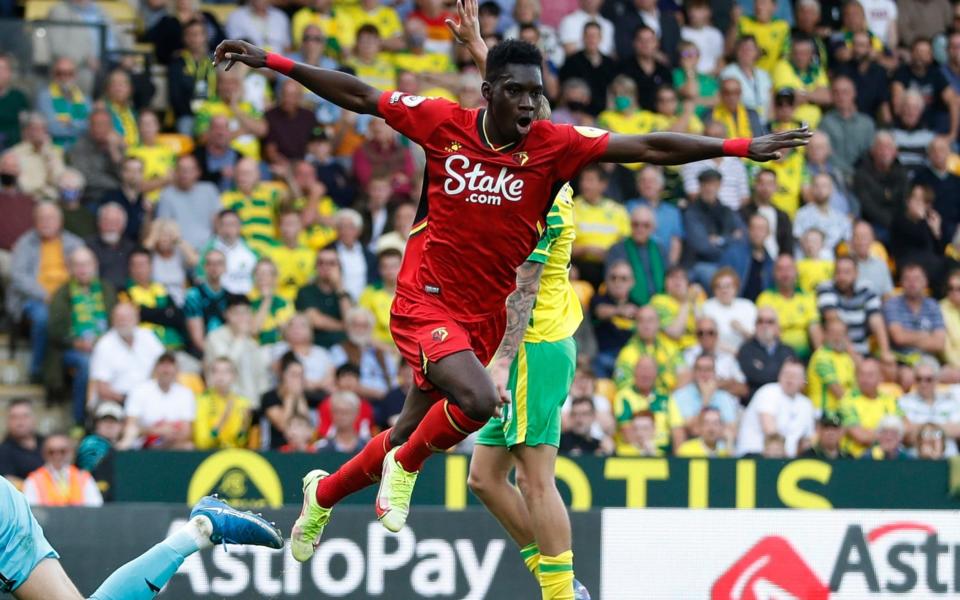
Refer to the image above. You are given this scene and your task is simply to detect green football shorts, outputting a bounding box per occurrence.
[476,336,577,448]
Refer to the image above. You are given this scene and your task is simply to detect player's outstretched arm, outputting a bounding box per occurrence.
[601,127,812,165]
[446,0,487,77]
[489,260,545,404]
[214,40,381,116]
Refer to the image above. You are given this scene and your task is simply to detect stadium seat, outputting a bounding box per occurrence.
[156,133,195,156]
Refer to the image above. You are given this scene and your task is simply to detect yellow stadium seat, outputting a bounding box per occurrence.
[98,0,137,27]
[201,3,235,25]
[156,133,194,156]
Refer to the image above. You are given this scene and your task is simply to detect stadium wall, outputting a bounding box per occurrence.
[37,505,960,598]
[111,450,960,509]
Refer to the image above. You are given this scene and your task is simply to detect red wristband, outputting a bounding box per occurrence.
[722,137,751,158]
[265,52,295,75]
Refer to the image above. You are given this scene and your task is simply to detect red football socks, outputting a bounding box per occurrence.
[394,400,486,472]
[315,429,393,508]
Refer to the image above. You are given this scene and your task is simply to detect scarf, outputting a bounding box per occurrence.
[180,49,216,103]
[712,102,752,139]
[108,101,139,147]
[69,279,108,340]
[48,83,88,145]
[625,238,664,305]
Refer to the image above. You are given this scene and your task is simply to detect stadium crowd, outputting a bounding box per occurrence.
[1,0,960,504]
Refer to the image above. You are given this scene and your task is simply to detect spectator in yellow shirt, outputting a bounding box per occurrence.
[675,406,731,457]
[941,269,960,368]
[839,358,904,457]
[250,258,294,345]
[345,25,398,92]
[391,19,459,95]
[269,210,315,302]
[807,317,857,415]
[220,158,281,255]
[757,254,822,360]
[194,357,252,450]
[772,34,831,128]
[194,69,267,160]
[126,110,175,202]
[339,0,404,51]
[358,248,401,350]
[598,76,658,169]
[738,0,790,73]
[573,164,630,288]
[796,229,835,293]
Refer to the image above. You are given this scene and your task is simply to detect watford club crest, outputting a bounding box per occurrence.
[444,141,463,153]
[512,151,529,166]
[431,327,449,343]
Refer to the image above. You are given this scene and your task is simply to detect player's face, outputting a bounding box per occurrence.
[483,64,543,141]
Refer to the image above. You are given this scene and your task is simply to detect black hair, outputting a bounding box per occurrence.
[582,21,602,35]
[129,246,151,261]
[279,350,302,374]
[217,208,239,221]
[155,352,177,367]
[378,247,403,262]
[336,363,361,379]
[356,24,380,39]
[484,39,543,82]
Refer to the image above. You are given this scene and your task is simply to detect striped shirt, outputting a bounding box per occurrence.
[816,283,881,355]
[882,295,945,356]
[899,392,960,456]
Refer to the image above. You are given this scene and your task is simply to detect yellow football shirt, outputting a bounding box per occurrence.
[756,289,819,359]
[573,197,630,253]
[338,5,402,48]
[807,345,856,415]
[391,51,454,75]
[839,389,903,457]
[221,184,281,255]
[126,143,176,202]
[268,244,315,302]
[193,391,251,450]
[614,333,684,394]
[359,283,395,348]
[525,183,583,343]
[676,438,730,457]
[772,59,830,128]
[194,99,262,159]
[649,293,700,349]
[738,16,790,73]
[797,258,834,293]
[345,53,397,91]
[767,150,806,217]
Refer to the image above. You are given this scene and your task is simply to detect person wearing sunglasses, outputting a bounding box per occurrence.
[917,423,947,459]
[737,306,796,398]
[20,434,100,507]
[683,316,748,400]
[898,358,960,456]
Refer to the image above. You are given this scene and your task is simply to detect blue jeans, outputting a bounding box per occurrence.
[690,262,720,290]
[22,300,48,378]
[63,349,90,425]
[591,350,618,379]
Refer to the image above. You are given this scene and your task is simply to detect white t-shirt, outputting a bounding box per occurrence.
[737,382,815,457]
[558,10,615,56]
[682,345,746,383]
[702,298,757,353]
[337,242,367,302]
[89,329,165,399]
[681,25,725,74]
[125,380,197,428]
[860,0,897,46]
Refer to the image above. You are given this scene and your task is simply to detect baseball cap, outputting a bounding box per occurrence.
[698,168,722,183]
[94,402,124,421]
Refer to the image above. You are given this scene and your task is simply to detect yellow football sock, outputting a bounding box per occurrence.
[520,542,541,579]
[539,550,574,600]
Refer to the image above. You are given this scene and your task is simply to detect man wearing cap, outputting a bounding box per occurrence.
[799,413,850,459]
[76,402,124,501]
[682,167,746,288]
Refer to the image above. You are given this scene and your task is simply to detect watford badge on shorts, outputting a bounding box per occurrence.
[431,327,449,343]
[512,151,529,166]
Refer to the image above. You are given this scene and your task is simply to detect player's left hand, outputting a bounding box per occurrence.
[747,126,812,162]
[215,39,267,71]
[489,357,512,415]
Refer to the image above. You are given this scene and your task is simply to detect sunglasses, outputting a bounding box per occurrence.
[318,259,339,266]
[303,35,324,42]
[757,318,777,324]
[696,329,717,336]
[921,429,945,440]
[632,221,652,228]
[609,274,631,281]
[917,376,936,383]
[46,448,69,455]
[949,285,960,292]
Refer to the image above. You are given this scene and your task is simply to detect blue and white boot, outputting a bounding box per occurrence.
[189,495,284,549]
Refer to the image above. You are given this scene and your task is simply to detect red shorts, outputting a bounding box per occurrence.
[390,289,506,393]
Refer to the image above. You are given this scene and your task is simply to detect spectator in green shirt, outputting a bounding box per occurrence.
[295,246,352,348]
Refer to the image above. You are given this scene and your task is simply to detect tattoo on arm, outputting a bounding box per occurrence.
[496,260,545,363]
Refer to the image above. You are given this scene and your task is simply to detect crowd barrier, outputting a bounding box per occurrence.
[37,505,960,598]
[111,450,960,509]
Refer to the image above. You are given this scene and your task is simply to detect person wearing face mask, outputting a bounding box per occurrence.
[89,302,165,411]
[597,76,656,170]
[56,168,95,239]
[85,202,136,290]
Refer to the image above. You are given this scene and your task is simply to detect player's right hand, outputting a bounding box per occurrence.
[215,40,267,71]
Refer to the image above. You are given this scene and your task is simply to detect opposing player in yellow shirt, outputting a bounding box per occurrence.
[471,182,588,600]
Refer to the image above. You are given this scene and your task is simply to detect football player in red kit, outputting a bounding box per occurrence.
[215,33,808,561]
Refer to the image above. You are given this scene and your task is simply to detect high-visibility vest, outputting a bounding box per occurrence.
[26,465,90,506]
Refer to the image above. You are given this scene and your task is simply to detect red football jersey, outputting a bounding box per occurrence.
[378,91,610,320]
